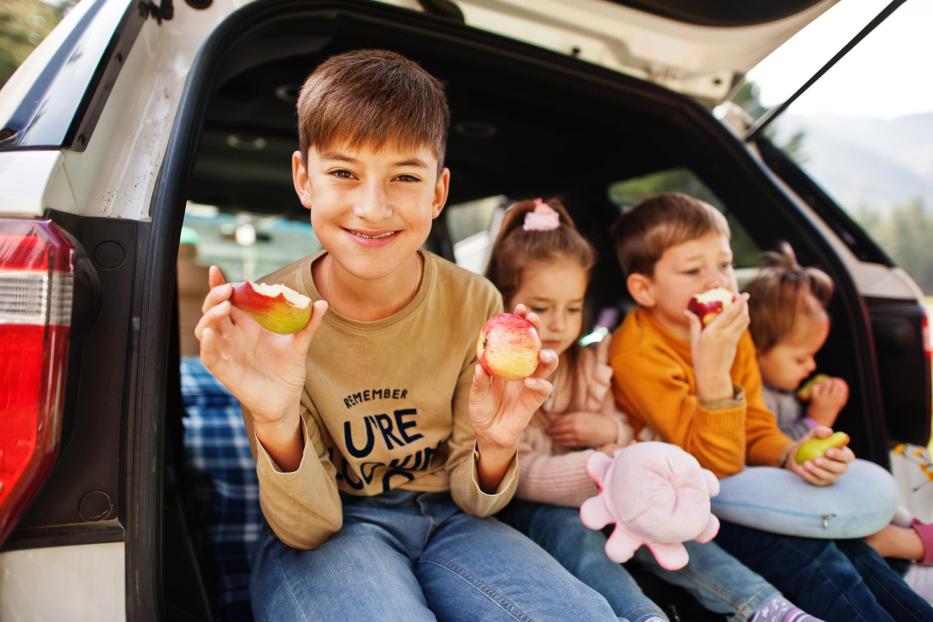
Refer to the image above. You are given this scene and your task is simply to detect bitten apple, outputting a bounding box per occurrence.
[795,431,850,465]
[476,313,541,380]
[687,287,736,327]
[796,374,831,401]
[231,281,313,334]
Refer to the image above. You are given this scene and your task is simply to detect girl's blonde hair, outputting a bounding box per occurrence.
[746,242,834,353]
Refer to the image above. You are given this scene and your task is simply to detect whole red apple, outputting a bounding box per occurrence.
[230,281,313,334]
[476,313,541,380]
[687,287,736,327]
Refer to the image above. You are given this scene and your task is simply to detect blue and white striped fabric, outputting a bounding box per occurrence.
[181,357,259,622]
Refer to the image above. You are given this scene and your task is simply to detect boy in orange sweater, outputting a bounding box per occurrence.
[609,192,932,621]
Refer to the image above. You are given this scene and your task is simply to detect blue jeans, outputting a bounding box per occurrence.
[250,490,617,621]
[499,501,778,622]
[715,520,933,622]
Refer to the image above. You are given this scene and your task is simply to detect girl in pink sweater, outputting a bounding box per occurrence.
[489,198,818,622]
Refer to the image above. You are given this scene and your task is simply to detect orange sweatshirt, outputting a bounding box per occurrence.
[610,307,792,478]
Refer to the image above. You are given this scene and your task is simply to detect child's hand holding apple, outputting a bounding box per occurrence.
[686,290,750,403]
[784,425,855,486]
[469,305,557,489]
[196,265,328,430]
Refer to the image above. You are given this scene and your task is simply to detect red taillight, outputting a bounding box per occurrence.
[923,308,932,360]
[0,219,74,545]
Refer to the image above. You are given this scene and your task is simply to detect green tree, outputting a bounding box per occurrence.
[855,199,933,293]
[733,81,807,163]
[0,0,76,89]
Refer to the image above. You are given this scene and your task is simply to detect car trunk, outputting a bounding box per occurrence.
[145,2,895,619]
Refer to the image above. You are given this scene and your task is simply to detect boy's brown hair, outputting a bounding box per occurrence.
[746,242,834,353]
[296,49,450,169]
[611,192,730,277]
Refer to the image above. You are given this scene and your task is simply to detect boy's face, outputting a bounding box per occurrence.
[292,140,449,282]
[630,232,737,339]
[757,315,829,391]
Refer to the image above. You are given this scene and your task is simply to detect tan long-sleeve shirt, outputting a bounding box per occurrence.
[242,251,516,549]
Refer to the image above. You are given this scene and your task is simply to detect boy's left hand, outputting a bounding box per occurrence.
[807,377,849,427]
[547,413,618,448]
[784,425,855,486]
[469,304,558,454]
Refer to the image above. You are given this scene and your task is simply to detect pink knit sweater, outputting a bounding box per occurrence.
[517,339,639,507]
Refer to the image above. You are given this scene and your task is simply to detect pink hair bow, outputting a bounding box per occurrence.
[523,198,561,232]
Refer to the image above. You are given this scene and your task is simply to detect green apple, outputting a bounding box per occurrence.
[796,374,831,401]
[795,431,850,465]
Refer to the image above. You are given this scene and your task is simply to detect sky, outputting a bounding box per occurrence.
[747,0,932,119]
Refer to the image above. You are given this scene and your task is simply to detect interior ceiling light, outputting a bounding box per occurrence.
[226,134,267,151]
[274,84,300,103]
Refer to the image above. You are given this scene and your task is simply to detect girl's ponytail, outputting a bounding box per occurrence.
[747,242,834,352]
[486,198,595,306]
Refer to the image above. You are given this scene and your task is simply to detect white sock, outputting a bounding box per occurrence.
[904,564,933,604]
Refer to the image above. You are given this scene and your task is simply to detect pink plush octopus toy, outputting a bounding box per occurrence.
[580,442,720,570]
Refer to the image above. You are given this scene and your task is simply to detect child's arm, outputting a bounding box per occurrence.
[446,293,556,516]
[241,399,343,549]
[546,412,620,448]
[546,340,635,449]
[467,305,558,492]
[806,377,849,428]
[198,265,340,548]
[197,266,328,469]
[736,339,851,484]
[687,293,750,403]
[612,343,748,477]
[516,439,601,507]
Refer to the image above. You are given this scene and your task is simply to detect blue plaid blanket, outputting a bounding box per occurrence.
[181,357,259,622]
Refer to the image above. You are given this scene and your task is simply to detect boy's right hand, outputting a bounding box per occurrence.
[195,265,328,427]
[686,292,750,403]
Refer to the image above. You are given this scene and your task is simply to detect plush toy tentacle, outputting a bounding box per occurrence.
[580,496,614,530]
[604,525,642,563]
[695,514,720,544]
[585,451,613,484]
[645,542,690,571]
[705,469,720,497]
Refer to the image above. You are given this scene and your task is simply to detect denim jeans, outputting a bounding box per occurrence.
[715,520,933,622]
[250,490,617,621]
[499,500,778,622]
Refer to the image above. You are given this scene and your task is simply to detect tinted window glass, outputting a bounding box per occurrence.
[608,168,761,269]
